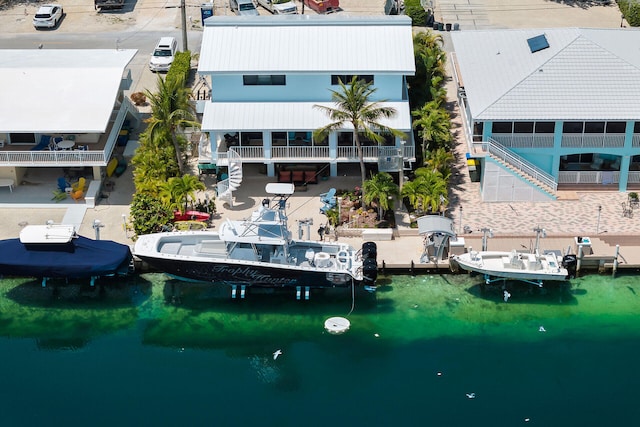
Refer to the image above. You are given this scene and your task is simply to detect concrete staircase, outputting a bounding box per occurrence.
[485,138,558,199]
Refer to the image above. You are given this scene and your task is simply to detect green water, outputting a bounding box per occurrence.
[1,273,639,426]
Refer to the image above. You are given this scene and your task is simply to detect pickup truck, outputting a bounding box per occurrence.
[257,0,298,14]
[94,0,125,10]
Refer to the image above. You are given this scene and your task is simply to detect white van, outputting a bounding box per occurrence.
[149,37,178,73]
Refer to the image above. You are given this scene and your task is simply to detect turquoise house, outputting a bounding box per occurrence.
[452,28,640,201]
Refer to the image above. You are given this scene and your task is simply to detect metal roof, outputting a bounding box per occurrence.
[451,28,640,121]
[0,49,137,133]
[198,15,415,75]
[201,101,412,132]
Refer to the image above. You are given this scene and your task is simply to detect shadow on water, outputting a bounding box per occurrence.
[159,278,381,315]
[5,275,153,309]
[465,279,578,305]
[0,276,154,350]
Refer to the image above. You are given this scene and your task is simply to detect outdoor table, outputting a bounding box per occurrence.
[57,140,75,150]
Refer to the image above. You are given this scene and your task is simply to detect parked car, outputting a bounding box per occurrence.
[230,0,260,16]
[33,4,63,29]
[149,37,178,73]
[257,0,297,14]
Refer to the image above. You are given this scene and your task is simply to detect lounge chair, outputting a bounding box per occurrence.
[57,177,70,192]
[320,188,336,204]
[72,177,86,192]
[71,190,84,202]
[31,135,52,151]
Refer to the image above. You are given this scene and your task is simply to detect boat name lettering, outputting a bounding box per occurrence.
[212,265,296,285]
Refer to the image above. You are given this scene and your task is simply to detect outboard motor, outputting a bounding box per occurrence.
[362,257,378,285]
[362,241,377,260]
[562,254,577,279]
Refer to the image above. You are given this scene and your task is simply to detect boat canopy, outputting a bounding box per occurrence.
[0,236,132,279]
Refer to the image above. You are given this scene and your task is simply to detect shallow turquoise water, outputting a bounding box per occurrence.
[1,272,639,426]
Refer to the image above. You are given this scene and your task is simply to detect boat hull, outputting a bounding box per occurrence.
[454,251,568,283]
[136,255,356,288]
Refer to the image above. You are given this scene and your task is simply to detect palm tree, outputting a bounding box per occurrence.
[414,167,448,213]
[159,174,205,213]
[424,147,455,178]
[145,75,200,175]
[363,172,399,220]
[412,100,453,155]
[314,76,405,203]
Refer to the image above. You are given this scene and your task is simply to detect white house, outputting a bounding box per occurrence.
[197,15,416,187]
[0,49,138,188]
[451,28,640,201]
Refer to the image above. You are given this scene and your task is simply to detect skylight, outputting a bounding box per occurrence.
[527,34,549,53]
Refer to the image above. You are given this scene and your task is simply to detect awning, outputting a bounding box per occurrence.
[201,101,412,132]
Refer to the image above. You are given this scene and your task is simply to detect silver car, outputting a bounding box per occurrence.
[230,0,260,16]
[33,4,63,29]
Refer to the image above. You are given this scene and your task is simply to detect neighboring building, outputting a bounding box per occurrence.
[197,15,416,182]
[0,49,138,188]
[451,28,640,202]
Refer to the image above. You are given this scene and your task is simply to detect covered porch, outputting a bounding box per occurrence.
[199,101,415,177]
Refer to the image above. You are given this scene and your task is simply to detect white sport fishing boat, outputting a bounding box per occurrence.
[453,227,572,286]
[133,183,378,298]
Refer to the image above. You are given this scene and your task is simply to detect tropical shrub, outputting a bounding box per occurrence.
[130,193,173,237]
[404,0,428,26]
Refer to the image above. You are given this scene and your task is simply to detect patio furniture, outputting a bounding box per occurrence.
[278,170,292,183]
[292,170,305,185]
[31,135,52,151]
[57,177,70,192]
[71,189,84,202]
[72,177,86,192]
[0,178,14,193]
[304,170,318,184]
[57,140,75,150]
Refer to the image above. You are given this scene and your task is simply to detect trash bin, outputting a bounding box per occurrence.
[446,23,452,31]
[437,22,444,31]
[200,3,213,23]
[453,23,460,31]
[433,21,439,31]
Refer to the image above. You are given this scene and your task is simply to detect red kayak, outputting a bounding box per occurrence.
[173,211,210,222]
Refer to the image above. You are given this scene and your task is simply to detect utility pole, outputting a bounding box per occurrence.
[181,0,188,52]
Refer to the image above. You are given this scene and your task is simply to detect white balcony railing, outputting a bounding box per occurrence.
[558,170,620,184]
[0,101,129,167]
[213,144,415,164]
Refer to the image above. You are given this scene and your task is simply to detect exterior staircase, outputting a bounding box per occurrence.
[484,138,558,198]
[216,149,242,206]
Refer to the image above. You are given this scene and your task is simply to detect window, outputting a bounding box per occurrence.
[606,122,626,134]
[514,122,534,133]
[492,122,512,133]
[563,122,583,133]
[473,122,484,141]
[331,75,374,85]
[272,132,287,146]
[243,75,286,86]
[584,122,605,134]
[635,122,640,133]
[338,132,353,146]
[534,122,555,133]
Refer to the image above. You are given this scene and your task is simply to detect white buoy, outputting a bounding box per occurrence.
[324,317,350,335]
